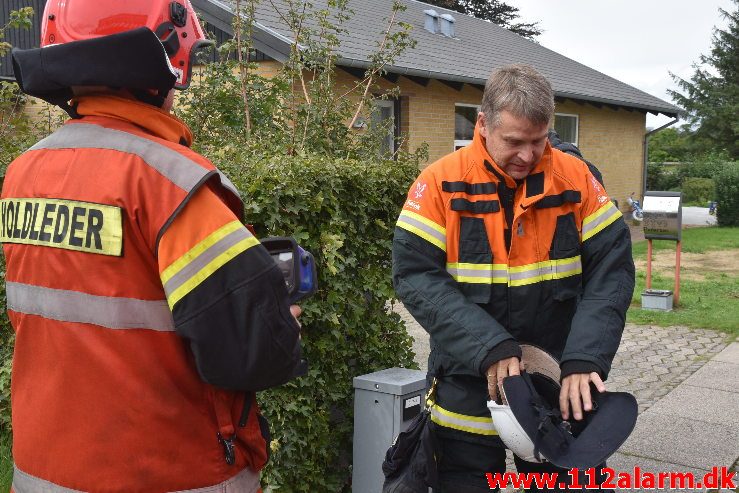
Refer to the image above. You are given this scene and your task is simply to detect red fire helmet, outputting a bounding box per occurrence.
[40,0,211,89]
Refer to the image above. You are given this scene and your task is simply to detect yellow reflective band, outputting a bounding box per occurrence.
[583,200,614,226]
[166,235,260,309]
[448,257,581,287]
[582,202,622,241]
[0,198,122,256]
[508,256,582,287]
[446,262,509,284]
[399,210,446,235]
[430,403,498,436]
[397,210,446,252]
[161,221,242,285]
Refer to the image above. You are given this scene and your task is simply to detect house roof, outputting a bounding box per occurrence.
[193,0,680,117]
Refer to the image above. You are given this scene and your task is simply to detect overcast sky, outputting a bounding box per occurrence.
[512,0,735,129]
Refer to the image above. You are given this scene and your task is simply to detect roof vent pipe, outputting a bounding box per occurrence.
[423,9,439,34]
[439,13,455,37]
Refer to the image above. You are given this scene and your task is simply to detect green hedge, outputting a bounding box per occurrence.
[0,253,11,489]
[0,154,420,491]
[217,154,419,491]
[677,152,729,181]
[681,177,715,204]
[0,254,11,435]
[716,163,739,226]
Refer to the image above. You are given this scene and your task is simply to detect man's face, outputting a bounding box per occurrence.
[478,110,549,180]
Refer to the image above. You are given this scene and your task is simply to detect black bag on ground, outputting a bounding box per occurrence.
[381,407,439,493]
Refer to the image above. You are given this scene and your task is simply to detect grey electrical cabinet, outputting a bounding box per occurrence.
[352,368,426,493]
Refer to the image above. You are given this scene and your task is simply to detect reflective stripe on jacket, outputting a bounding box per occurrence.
[1,95,299,492]
[393,124,634,440]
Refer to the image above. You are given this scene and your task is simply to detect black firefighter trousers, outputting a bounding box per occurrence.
[435,431,612,493]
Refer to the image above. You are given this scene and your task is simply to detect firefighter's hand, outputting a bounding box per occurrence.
[486,357,522,402]
[560,372,606,421]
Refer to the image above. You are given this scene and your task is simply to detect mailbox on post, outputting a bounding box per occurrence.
[643,192,682,241]
[641,191,683,308]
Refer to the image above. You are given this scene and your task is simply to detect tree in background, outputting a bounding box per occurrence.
[424,0,541,39]
[1,7,36,487]
[178,2,424,490]
[647,126,692,163]
[669,0,738,159]
[1,7,37,169]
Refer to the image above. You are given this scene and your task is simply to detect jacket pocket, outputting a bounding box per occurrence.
[456,217,492,304]
[549,213,582,301]
[459,216,492,264]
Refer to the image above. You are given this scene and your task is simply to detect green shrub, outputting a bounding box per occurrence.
[677,151,730,181]
[1,8,36,472]
[646,162,680,191]
[715,163,739,226]
[181,3,425,484]
[681,177,715,204]
[0,254,11,437]
[217,154,418,491]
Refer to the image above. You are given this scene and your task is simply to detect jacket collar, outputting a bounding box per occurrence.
[72,94,193,146]
[471,122,553,207]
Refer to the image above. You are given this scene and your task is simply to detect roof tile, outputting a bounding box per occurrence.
[212,0,679,115]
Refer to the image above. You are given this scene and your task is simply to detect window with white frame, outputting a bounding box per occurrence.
[454,103,480,150]
[371,99,396,156]
[554,113,579,146]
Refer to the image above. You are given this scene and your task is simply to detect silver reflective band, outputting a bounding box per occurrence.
[507,257,582,283]
[396,212,446,249]
[13,464,260,493]
[448,257,581,286]
[430,404,498,436]
[163,227,253,298]
[31,124,209,192]
[582,201,621,241]
[13,466,82,493]
[6,282,175,332]
[446,264,508,284]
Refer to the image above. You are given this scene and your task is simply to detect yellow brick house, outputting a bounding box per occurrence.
[2,0,680,207]
[193,0,680,208]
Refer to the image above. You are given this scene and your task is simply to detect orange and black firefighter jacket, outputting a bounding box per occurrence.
[1,95,301,492]
[392,125,635,444]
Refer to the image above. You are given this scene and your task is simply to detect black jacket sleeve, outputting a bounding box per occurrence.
[393,226,519,376]
[561,217,635,379]
[171,243,303,391]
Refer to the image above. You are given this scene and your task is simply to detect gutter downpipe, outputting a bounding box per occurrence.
[643,116,679,197]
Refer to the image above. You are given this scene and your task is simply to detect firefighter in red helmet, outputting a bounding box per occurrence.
[3,1,303,491]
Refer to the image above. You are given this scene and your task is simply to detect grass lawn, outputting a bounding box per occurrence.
[627,227,739,336]
[631,226,739,255]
